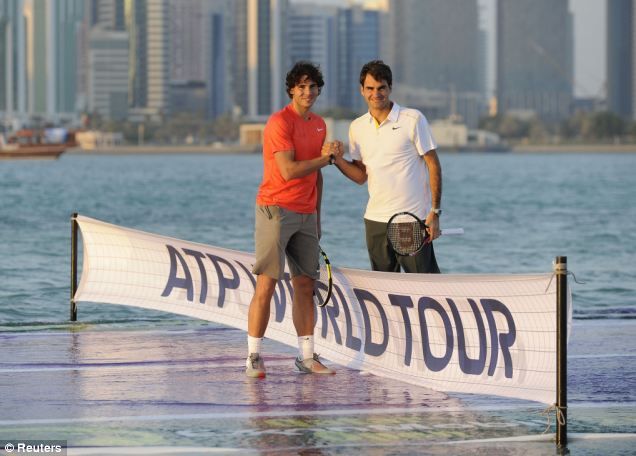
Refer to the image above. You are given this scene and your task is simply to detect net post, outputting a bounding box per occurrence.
[70,213,78,321]
[555,256,568,448]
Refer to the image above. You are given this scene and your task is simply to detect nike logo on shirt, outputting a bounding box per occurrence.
[317,128,325,132]
[392,126,401,130]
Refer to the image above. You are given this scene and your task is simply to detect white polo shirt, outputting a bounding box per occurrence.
[349,102,437,222]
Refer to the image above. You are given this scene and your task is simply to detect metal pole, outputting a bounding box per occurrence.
[556,256,568,448]
[70,213,78,321]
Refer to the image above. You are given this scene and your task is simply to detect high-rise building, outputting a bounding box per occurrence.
[126,0,170,121]
[288,3,379,113]
[207,1,233,119]
[1,0,83,125]
[169,0,205,82]
[53,1,85,114]
[336,5,379,112]
[88,27,129,120]
[384,0,485,126]
[388,0,482,93]
[233,0,288,119]
[496,0,574,121]
[81,0,127,120]
[607,0,634,120]
[288,4,337,111]
[166,0,232,119]
[0,0,27,124]
[91,0,125,30]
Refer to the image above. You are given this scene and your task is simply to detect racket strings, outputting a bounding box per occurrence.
[387,215,427,255]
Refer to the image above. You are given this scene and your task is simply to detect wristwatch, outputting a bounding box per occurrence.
[431,208,442,216]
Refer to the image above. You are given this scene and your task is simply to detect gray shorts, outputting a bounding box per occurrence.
[252,205,320,280]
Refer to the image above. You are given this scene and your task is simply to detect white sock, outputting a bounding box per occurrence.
[298,335,314,360]
[248,335,263,356]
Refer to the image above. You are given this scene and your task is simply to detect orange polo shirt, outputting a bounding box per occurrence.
[256,104,326,214]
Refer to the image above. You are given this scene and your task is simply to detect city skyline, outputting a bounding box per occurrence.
[301,0,606,99]
[0,0,616,131]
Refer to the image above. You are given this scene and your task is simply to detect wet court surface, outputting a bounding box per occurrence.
[1,325,635,455]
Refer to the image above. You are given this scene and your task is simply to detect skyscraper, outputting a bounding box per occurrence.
[91,0,125,30]
[336,5,379,112]
[86,0,128,120]
[1,0,83,125]
[53,0,85,114]
[233,0,288,119]
[288,3,380,113]
[607,0,634,120]
[169,0,205,82]
[0,0,27,123]
[126,0,170,121]
[166,0,232,119]
[206,0,233,119]
[387,0,482,93]
[384,0,485,126]
[288,3,337,110]
[496,0,574,121]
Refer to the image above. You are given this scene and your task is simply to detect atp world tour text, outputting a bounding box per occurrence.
[161,244,517,379]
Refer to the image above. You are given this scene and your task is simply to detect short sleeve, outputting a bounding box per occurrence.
[349,124,361,161]
[265,113,294,153]
[413,112,437,156]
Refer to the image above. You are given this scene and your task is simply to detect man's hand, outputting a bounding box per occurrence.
[321,141,335,158]
[424,212,440,242]
[332,140,345,160]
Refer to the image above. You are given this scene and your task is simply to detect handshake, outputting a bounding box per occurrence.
[321,140,345,165]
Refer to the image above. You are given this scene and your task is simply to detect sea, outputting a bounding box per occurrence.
[0,151,635,455]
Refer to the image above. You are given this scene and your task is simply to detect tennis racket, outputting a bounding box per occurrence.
[386,211,464,256]
[313,246,333,307]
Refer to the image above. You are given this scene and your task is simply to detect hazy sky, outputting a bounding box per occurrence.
[294,0,607,98]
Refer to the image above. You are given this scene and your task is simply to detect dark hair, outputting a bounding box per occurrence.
[285,61,324,98]
[359,60,392,88]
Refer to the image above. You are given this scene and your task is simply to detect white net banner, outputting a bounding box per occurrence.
[74,215,570,405]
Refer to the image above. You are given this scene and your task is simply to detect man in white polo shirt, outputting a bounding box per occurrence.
[333,60,442,273]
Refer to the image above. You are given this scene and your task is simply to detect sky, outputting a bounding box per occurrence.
[294,0,607,99]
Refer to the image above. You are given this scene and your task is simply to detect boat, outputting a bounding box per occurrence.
[0,129,74,160]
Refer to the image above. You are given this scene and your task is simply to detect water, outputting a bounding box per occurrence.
[1,151,635,453]
[2,152,634,323]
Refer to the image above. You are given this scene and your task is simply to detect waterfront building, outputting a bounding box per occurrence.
[383,0,486,127]
[126,0,170,122]
[233,0,289,120]
[607,0,635,120]
[496,0,574,121]
[1,0,83,126]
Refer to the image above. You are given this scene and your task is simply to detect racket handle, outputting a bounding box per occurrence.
[441,228,464,236]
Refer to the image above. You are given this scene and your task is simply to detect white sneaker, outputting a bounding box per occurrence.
[245,353,266,378]
[295,353,335,375]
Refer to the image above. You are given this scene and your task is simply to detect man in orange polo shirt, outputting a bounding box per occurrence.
[246,61,343,378]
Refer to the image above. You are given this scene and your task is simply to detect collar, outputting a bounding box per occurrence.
[366,102,400,125]
[286,103,312,121]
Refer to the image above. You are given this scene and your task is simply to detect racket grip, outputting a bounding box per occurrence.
[441,228,464,236]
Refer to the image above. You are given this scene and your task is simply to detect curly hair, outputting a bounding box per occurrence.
[285,61,324,98]
[359,60,392,88]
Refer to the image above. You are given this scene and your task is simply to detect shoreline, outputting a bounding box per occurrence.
[66,144,261,155]
[65,143,636,155]
[511,143,636,153]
